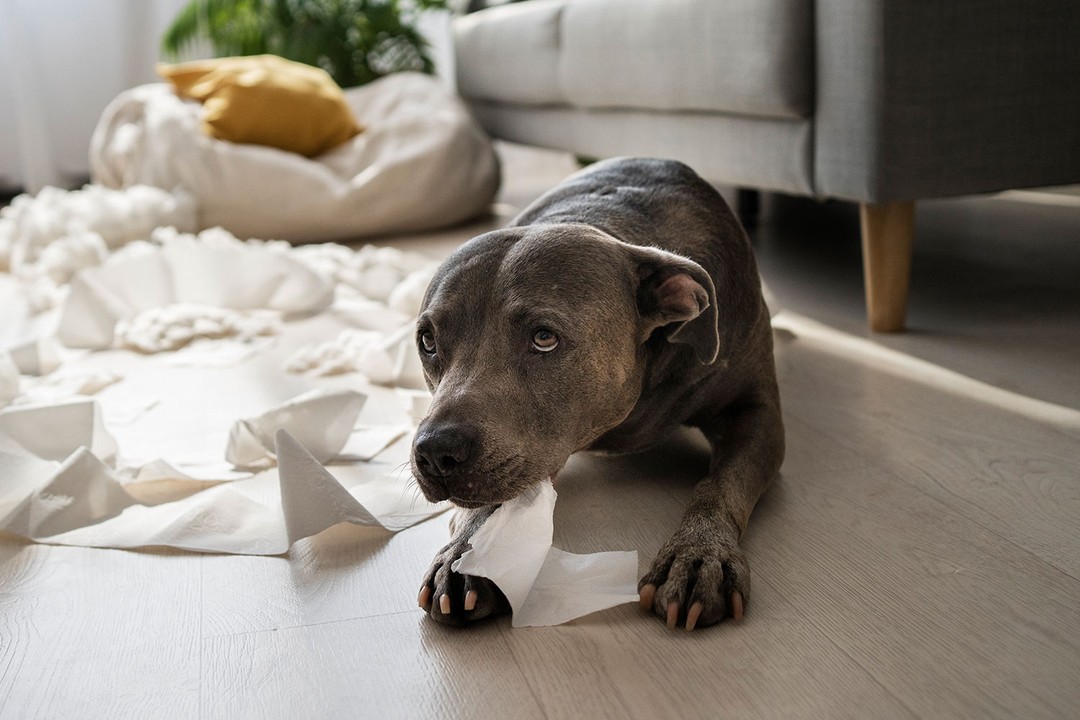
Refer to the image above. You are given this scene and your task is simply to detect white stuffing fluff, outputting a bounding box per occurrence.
[33,231,110,284]
[284,329,397,384]
[0,184,197,270]
[0,185,198,311]
[290,242,435,302]
[114,304,281,354]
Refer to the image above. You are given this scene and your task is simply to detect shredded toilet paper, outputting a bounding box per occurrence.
[454,482,640,627]
[0,183,195,266]
[115,304,280,354]
[0,394,445,554]
[284,329,398,382]
[226,389,366,469]
[56,233,333,349]
[0,182,640,627]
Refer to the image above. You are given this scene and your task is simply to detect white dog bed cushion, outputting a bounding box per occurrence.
[90,72,500,242]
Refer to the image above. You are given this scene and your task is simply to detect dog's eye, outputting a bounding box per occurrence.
[419,330,437,355]
[531,328,559,353]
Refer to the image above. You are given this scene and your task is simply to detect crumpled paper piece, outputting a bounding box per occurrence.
[226,389,366,469]
[0,353,19,407]
[17,367,122,405]
[57,235,333,349]
[7,335,62,376]
[290,243,433,302]
[0,398,446,554]
[454,482,639,627]
[285,329,397,381]
[0,398,118,463]
[285,323,426,389]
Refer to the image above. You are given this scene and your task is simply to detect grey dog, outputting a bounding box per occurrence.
[411,157,784,630]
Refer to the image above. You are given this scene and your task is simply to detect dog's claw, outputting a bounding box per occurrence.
[420,536,510,625]
[639,528,751,630]
[639,584,656,610]
[686,602,703,631]
[666,602,679,629]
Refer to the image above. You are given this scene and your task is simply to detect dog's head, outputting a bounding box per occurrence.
[410,223,718,507]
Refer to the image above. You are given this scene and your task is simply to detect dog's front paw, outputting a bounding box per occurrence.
[638,526,750,631]
[418,539,509,626]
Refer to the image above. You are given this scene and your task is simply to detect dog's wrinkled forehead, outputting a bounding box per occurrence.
[496,225,631,302]
[423,225,632,322]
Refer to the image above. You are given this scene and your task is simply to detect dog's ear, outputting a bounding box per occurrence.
[627,245,720,365]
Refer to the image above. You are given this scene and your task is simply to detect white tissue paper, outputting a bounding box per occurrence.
[0,182,640,625]
[0,352,22,408]
[7,336,62,376]
[285,323,427,391]
[226,389,367,469]
[0,183,196,271]
[0,395,446,554]
[0,398,118,463]
[115,304,280,354]
[454,482,640,627]
[57,235,333,349]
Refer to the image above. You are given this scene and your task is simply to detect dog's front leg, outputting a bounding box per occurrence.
[639,392,784,630]
[419,504,511,625]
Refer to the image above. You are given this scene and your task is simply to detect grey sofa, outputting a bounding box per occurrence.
[453,0,1080,331]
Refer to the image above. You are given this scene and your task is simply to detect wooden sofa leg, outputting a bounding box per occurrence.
[859,201,915,332]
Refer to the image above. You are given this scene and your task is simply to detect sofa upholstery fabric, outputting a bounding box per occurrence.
[456,0,813,120]
[455,0,1080,203]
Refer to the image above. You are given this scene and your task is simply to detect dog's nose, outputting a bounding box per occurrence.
[413,423,476,480]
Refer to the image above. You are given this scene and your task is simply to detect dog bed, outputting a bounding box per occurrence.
[90,72,500,242]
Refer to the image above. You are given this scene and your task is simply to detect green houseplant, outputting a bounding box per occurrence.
[161,0,452,89]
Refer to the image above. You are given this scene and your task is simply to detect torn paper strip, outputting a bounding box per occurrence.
[56,237,333,349]
[0,425,446,554]
[0,352,18,407]
[453,481,639,627]
[0,398,118,463]
[225,389,367,469]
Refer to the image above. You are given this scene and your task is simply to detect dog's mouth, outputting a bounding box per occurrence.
[446,495,496,509]
[445,473,555,508]
[412,456,562,508]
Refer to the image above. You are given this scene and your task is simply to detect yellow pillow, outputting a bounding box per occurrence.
[159,55,362,157]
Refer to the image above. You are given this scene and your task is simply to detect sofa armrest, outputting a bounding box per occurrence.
[814,0,1080,202]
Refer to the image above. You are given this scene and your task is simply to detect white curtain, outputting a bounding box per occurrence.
[0,0,190,193]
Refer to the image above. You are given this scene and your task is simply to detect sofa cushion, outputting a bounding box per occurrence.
[456,0,814,121]
[456,0,565,106]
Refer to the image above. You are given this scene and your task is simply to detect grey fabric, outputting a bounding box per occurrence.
[456,0,1080,203]
[456,0,813,120]
[456,0,565,106]
[468,101,814,195]
[815,0,1080,202]
[559,0,813,120]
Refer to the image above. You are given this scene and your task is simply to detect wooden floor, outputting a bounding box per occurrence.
[2,146,1079,719]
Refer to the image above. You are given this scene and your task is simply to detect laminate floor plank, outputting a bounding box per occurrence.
[0,541,203,719]
[199,513,453,638]
[773,326,1080,579]
[3,145,1079,719]
[200,611,546,720]
[751,463,1080,720]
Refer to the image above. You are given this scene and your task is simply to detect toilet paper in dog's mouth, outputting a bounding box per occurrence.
[453,481,639,627]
